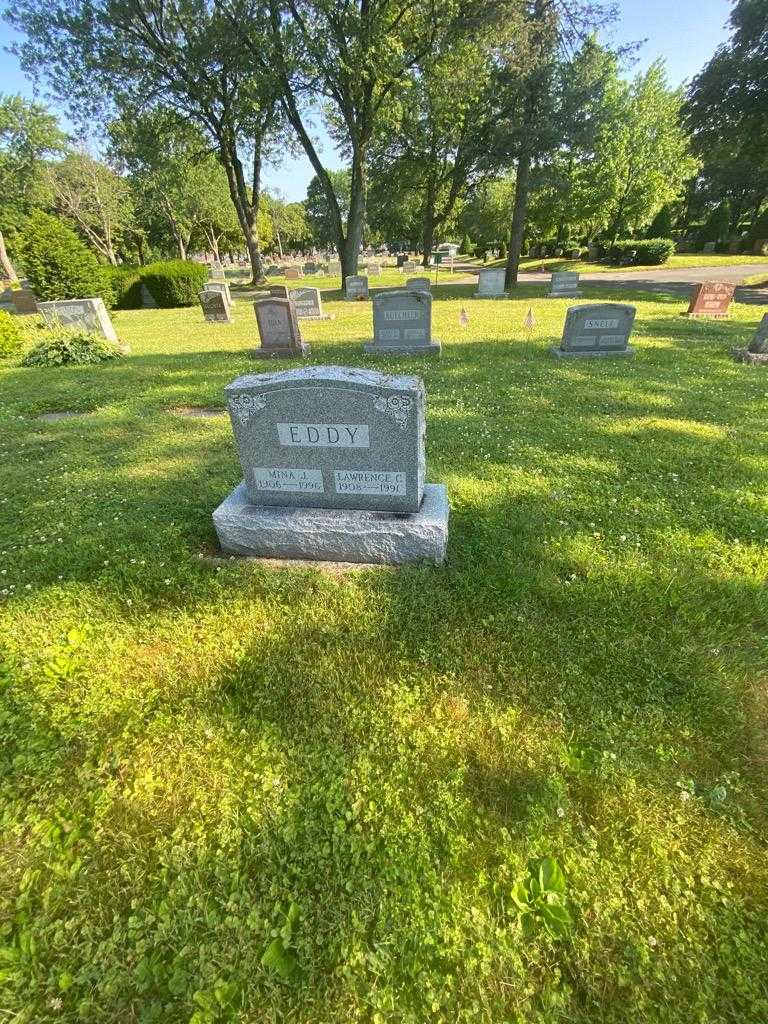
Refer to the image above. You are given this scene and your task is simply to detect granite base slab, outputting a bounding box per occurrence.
[548,291,582,298]
[251,344,311,359]
[550,345,635,359]
[213,481,449,565]
[472,294,507,300]
[732,347,768,365]
[362,341,441,355]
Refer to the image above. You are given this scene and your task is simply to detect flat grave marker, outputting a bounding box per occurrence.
[551,302,636,359]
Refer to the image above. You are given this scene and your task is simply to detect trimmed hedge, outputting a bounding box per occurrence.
[18,211,115,306]
[611,238,675,265]
[105,265,143,309]
[140,260,208,308]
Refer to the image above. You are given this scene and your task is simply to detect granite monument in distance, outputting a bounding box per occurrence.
[364,289,441,355]
[550,303,636,359]
[328,260,342,277]
[405,276,431,293]
[686,282,734,318]
[474,268,506,299]
[199,289,233,323]
[345,275,369,301]
[253,297,309,359]
[732,313,768,365]
[212,366,449,564]
[269,284,290,300]
[292,286,334,320]
[548,271,582,298]
[285,266,304,281]
[38,297,119,342]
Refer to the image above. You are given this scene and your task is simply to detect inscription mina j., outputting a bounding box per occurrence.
[224,366,425,513]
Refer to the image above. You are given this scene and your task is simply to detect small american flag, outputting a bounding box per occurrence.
[459,307,469,326]
[523,307,536,333]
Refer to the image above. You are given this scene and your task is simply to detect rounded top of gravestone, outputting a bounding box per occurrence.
[373,288,431,305]
[224,365,423,394]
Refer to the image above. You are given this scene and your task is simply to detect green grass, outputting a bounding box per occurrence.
[2,281,768,1023]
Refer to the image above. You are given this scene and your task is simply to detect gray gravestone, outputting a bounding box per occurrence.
[269,285,290,299]
[303,262,317,274]
[204,280,232,306]
[345,275,369,300]
[140,283,158,308]
[253,297,309,359]
[328,260,342,277]
[400,260,418,274]
[551,303,636,359]
[38,297,119,342]
[200,290,233,323]
[265,265,282,276]
[11,288,38,314]
[364,289,440,355]
[367,262,382,275]
[474,268,506,299]
[285,267,303,280]
[548,271,582,297]
[291,286,333,320]
[212,366,448,564]
[733,313,768,364]
[405,277,431,293]
[208,268,226,283]
[702,241,716,254]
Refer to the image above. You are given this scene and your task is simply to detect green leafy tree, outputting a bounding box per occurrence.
[46,152,133,265]
[265,195,310,256]
[459,177,515,247]
[304,171,351,250]
[18,209,111,301]
[646,204,673,239]
[699,200,731,246]
[0,94,68,281]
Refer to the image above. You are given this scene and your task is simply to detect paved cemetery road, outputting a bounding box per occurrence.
[516,263,768,304]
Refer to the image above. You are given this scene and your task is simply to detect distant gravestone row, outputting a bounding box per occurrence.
[213,366,448,565]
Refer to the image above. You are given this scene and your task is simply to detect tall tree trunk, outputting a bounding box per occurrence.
[505,147,531,289]
[341,145,366,279]
[0,229,18,282]
[421,177,436,268]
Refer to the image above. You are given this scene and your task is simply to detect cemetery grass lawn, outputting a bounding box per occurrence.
[2,283,768,1023]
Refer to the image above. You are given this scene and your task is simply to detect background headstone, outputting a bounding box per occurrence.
[10,288,38,314]
[303,262,317,274]
[405,276,430,293]
[548,271,582,297]
[328,260,342,276]
[367,262,382,275]
[686,282,734,318]
[474,268,506,298]
[400,260,418,274]
[253,297,309,358]
[364,289,440,354]
[265,264,282,276]
[291,286,333,320]
[702,241,716,254]
[345,275,369,300]
[551,302,636,359]
[199,290,232,323]
[269,284,290,299]
[285,267,304,280]
[38,297,119,342]
[204,280,232,306]
[208,268,226,283]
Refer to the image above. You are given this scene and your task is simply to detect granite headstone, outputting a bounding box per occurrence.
[345,275,369,300]
[548,271,582,297]
[253,297,309,359]
[38,297,119,342]
[285,267,303,280]
[474,268,506,299]
[292,286,333,320]
[200,289,233,323]
[212,366,448,563]
[405,276,431,293]
[269,284,290,300]
[364,289,440,355]
[551,303,636,359]
[686,282,734,318]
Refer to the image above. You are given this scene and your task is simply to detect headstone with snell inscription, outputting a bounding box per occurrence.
[291,286,333,320]
[252,297,309,358]
[686,282,734,318]
[405,276,431,293]
[38,297,119,342]
[212,366,448,564]
[364,289,440,354]
[551,302,636,359]
[345,275,369,300]
[199,289,233,323]
[473,268,506,299]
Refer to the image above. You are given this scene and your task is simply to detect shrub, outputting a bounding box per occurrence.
[21,327,124,367]
[17,210,114,306]
[139,260,208,307]
[611,238,675,265]
[105,265,143,309]
[0,310,22,357]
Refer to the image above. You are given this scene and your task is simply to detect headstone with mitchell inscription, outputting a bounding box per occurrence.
[212,366,448,564]
[550,302,636,359]
[473,268,506,299]
[291,286,333,320]
[252,297,309,358]
[38,297,119,342]
[199,289,233,323]
[686,282,734,318]
[364,289,440,355]
[345,275,369,300]
[548,271,582,298]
